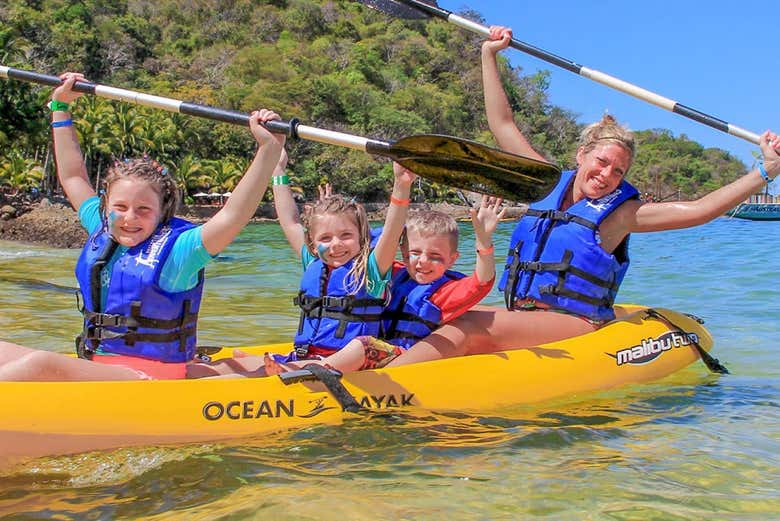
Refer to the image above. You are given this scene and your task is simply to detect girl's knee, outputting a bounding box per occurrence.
[0,350,61,380]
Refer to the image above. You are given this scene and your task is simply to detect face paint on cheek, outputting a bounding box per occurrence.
[409,253,420,263]
[107,211,118,229]
[317,243,329,258]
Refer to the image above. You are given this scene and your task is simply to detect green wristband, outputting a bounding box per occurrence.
[272,175,290,186]
[47,100,70,112]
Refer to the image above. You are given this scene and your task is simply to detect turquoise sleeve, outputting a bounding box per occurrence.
[158,225,216,292]
[77,196,102,235]
[365,251,391,299]
[300,245,316,271]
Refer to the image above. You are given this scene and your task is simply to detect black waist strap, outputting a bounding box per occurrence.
[82,325,197,344]
[382,310,439,334]
[83,310,199,329]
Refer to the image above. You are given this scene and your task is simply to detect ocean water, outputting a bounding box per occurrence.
[0,218,777,519]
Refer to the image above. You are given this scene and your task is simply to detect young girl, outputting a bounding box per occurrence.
[0,72,286,381]
[187,162,416,377]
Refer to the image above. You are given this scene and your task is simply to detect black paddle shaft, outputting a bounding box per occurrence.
[1,65,560,200]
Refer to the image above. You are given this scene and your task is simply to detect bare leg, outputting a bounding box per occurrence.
[386,307,598,366]
[187,354,268,378]
[0,341,143,381]
[312,338,370,372]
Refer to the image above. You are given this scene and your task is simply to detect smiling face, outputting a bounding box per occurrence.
[574,142,633,201]
[310,213,362,269]
[404,229,459,285]
[105,177,163,247]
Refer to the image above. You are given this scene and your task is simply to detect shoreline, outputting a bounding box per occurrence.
[0,196,527,249]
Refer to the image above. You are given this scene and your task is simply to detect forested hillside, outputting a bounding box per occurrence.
[0,0,747,202]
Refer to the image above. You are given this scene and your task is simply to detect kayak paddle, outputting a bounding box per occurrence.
[355,0,762,145]
[0,65,560,201]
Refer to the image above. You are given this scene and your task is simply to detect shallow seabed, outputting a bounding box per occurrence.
[0,218,777,519]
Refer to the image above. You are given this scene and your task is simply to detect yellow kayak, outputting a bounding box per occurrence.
[0,305,717,464]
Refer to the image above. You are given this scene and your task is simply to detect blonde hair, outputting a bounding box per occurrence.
[404,210,459,252]
[578,114,636,162]
[302,195,371,295]
[100,157,180,223]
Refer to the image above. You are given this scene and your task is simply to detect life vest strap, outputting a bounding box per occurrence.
[537,284,612,307]
[381,310,439,332]
[82,325,196,344]
[295,293,385,312]
[503,240,524,310]
[525,209,598,230]
[82,310,198,329]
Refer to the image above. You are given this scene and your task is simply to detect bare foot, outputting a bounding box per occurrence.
[263,353,288,376]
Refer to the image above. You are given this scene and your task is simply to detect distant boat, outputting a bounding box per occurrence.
[726,192,780,221]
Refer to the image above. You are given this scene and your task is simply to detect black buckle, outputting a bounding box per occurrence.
[92,314,124,327]
[294,344,309,358]
[321,296,346,308]
[520,261,543,271]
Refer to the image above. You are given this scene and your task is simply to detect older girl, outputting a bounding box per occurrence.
[0,72,286,380]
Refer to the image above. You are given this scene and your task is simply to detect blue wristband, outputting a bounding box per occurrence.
[758,161,773,183]
[51,119,73,128]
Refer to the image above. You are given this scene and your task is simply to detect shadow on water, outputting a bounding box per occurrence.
[0,275,76,294]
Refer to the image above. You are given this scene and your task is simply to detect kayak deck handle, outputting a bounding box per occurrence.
[279,364,362,413]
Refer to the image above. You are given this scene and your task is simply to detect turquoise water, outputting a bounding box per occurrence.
[0,218,778,519]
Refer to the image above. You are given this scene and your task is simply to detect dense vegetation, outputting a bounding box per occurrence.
[0,0,747,203]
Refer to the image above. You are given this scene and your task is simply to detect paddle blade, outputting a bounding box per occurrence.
[355,0,436,20]
[386,134,560,201]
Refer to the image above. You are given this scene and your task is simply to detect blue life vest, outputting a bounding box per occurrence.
[293,258,385,357]
[74,218,203,363]
[498,170,639,321]
[382,268,465,349]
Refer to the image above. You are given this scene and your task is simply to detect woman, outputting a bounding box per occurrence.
[387,26,780,364]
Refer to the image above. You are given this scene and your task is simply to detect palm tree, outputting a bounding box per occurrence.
[0,150,43,191]
[173,154,205,197]
[201,157,247,194]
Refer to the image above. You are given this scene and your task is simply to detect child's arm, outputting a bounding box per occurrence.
[373,162,416,275]
[201,109,285,255]
[50,72,95,212]
[271,150,306,258]
[471,195,506,283]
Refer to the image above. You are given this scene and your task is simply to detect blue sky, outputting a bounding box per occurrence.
[437,1,777,176]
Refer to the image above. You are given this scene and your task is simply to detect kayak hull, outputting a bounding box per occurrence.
[0,306,714,463]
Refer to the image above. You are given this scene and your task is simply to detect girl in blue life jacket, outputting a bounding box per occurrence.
[0,72,286,381]
[384,26,780,367]
[186,162,416,378]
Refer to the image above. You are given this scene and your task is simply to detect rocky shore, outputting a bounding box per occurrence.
[0,196,526,249]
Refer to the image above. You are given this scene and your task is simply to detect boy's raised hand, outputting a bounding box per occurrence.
[471,195,504,284]
[470,195,506,239]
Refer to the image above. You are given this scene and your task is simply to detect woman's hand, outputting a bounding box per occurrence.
[482,25,512,55]
[759,130,780,180]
